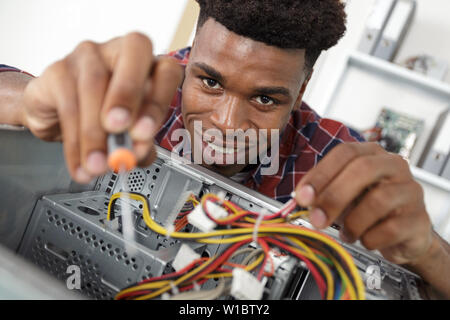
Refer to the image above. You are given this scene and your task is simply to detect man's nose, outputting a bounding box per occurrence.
[210,96,247,131]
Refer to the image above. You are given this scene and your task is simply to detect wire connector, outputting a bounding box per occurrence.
[230,268,265,300]
[264,249,290,273]
[187,201,228,232]
[252,209,268,246]
[172,243,200,272]
[104,217,120,231]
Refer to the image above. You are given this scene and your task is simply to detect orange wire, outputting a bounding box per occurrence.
[175,216,189,231]
[342,290,350,300]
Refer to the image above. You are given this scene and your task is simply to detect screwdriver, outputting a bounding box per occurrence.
[107,132,138,257]
[107,132,137,173]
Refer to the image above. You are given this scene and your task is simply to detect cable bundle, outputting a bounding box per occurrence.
[107,192,365,300]
[174,194,199,232]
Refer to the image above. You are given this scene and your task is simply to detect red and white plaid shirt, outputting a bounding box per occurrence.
[156,47,364,203]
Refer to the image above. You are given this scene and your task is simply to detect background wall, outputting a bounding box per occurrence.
[0,0,190,76]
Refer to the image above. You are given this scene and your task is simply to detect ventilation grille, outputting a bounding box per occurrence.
[126,169,146,192]
[25,207,157,299]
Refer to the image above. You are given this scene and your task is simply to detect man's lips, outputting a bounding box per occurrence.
[203,140,240,155]
[194,130,255,151]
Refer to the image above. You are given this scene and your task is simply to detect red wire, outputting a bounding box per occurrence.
[264,237,327,299]
[177,278,209,292]
[177,209,192,218]
[256,238,271,280]
[201,195,296,225]
[191,239,252,282]
[117,290,152,300]
[117,278,210,300]
[138,257,208,284]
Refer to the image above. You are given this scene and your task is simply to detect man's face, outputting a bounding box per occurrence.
[181,18,308,177]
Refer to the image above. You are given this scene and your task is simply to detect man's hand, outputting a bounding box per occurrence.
[18,32,184,183]
[294,142,434,266]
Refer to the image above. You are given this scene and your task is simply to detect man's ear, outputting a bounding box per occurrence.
[292,69,313,111]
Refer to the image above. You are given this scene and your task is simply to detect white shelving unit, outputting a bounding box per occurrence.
[321,50,450,193]
[411,166,450,192]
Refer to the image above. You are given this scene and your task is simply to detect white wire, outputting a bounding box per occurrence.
[252,209,268,245]
[119,166,138,257]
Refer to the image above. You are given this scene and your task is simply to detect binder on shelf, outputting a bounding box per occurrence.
[422,113,450,175]
[373,0,416,61]
[358,0,397,55]
[442,157,450,180]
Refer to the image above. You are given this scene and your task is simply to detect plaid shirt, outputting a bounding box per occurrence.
[0,64,33,76]
[157,47,364,203]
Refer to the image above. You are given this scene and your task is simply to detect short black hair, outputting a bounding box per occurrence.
[195,0,347,72]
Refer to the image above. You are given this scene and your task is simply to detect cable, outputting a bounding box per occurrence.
[169,277,227,300]
[108,192,365,300]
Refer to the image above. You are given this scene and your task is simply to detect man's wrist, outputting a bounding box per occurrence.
[406,230,450,299]
[407,230,441,269]
[0,71,32,127]
[13,87,27,127]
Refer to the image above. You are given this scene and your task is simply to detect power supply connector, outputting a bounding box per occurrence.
[230,268,266,300]
[187,200,228,232]
[172,243,201,272]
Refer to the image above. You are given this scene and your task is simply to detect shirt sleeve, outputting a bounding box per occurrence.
[336,123,365,143]
[0,64,34,77]
[312,118,366,161]
[0,64,21,72]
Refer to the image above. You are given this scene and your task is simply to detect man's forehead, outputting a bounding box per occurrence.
[191,18,306,80]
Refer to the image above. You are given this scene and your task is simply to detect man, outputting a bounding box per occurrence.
[0,0,449,298]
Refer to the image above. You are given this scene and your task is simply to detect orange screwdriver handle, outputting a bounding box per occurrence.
[107,133,137,173]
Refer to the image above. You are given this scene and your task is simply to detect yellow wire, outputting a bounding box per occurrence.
[243,210,308,224]
[286,236,356,300]
[283,236,314,254]
[280,237,334,300]
[327,254,357,300]
[197,234,270,244]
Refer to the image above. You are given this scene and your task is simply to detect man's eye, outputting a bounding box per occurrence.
[255,95,274,105]
[202,78,221,89]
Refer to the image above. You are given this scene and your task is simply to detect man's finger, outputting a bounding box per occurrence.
[340,181,421,243]
[50,69,91,183]
[294,142,385,207]
[101,32,154,133]
[309,153,411,229]
[360,206,427,253]
[130,56,183,161]
[136,143,157,167]
[25,61,92,184]
[77,43,110,176]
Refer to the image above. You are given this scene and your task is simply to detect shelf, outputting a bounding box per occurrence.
[349,51,450,98]
[322,51,450,117]
[320,50,450,194]
[411,166,450,192]
[349,52,450,192]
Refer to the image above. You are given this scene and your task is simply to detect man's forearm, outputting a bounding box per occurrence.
[0,71,33,126]
[406,231,450,299]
